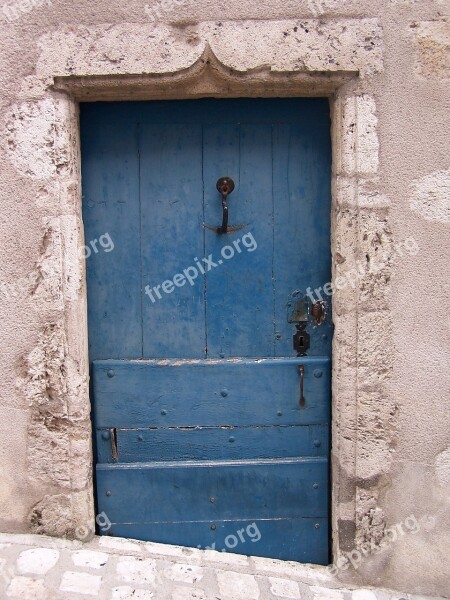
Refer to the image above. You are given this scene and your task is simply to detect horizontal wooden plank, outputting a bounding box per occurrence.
[104,517,329,564]
[92,357,330,429]
[96,424,329,464]
[96,458,328,522]
[82,98,331,127]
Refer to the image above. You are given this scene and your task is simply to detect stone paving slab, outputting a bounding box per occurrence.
[0,533,445,600]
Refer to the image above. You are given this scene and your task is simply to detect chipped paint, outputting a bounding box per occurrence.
[413,17,450,79]
[410,168,450,223]
[435,447,450,486]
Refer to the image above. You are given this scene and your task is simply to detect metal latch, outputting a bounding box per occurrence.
[288,292,327,356]
[110,428,118,462]
[288,294,310,356]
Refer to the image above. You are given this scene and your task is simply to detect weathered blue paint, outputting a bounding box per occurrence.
[109,519,328,563]
[92,358,330,428]
[96,424,329,464]
[97,458,328,521]
[81,98,332,564]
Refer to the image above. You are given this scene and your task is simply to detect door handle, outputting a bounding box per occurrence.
[298,365,306,407]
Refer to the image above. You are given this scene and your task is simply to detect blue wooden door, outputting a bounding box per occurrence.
[81,99,332,564]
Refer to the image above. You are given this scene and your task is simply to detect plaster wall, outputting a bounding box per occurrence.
[0,0,448,596]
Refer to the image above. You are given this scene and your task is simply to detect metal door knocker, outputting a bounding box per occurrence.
[203,177,247,234]
[216,177,234,234]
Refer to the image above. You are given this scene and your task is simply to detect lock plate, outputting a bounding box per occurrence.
[287,296,308,324]
[293,324,310,356]
[287,291,328,356]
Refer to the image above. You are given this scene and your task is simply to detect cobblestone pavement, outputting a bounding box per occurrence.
[0,533,445,600]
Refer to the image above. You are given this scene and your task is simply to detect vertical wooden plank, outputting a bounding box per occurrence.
[80,104,142,360]
[272,114,332,357]
[203,123,274,358]
[140,121,205,358]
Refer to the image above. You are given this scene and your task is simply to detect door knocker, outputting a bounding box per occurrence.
[216,177,234,234]
[203,177,248,234]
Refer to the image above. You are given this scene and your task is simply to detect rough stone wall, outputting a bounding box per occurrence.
[0,1,448,597]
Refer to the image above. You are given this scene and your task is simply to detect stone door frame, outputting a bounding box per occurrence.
[16,18,387,569]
